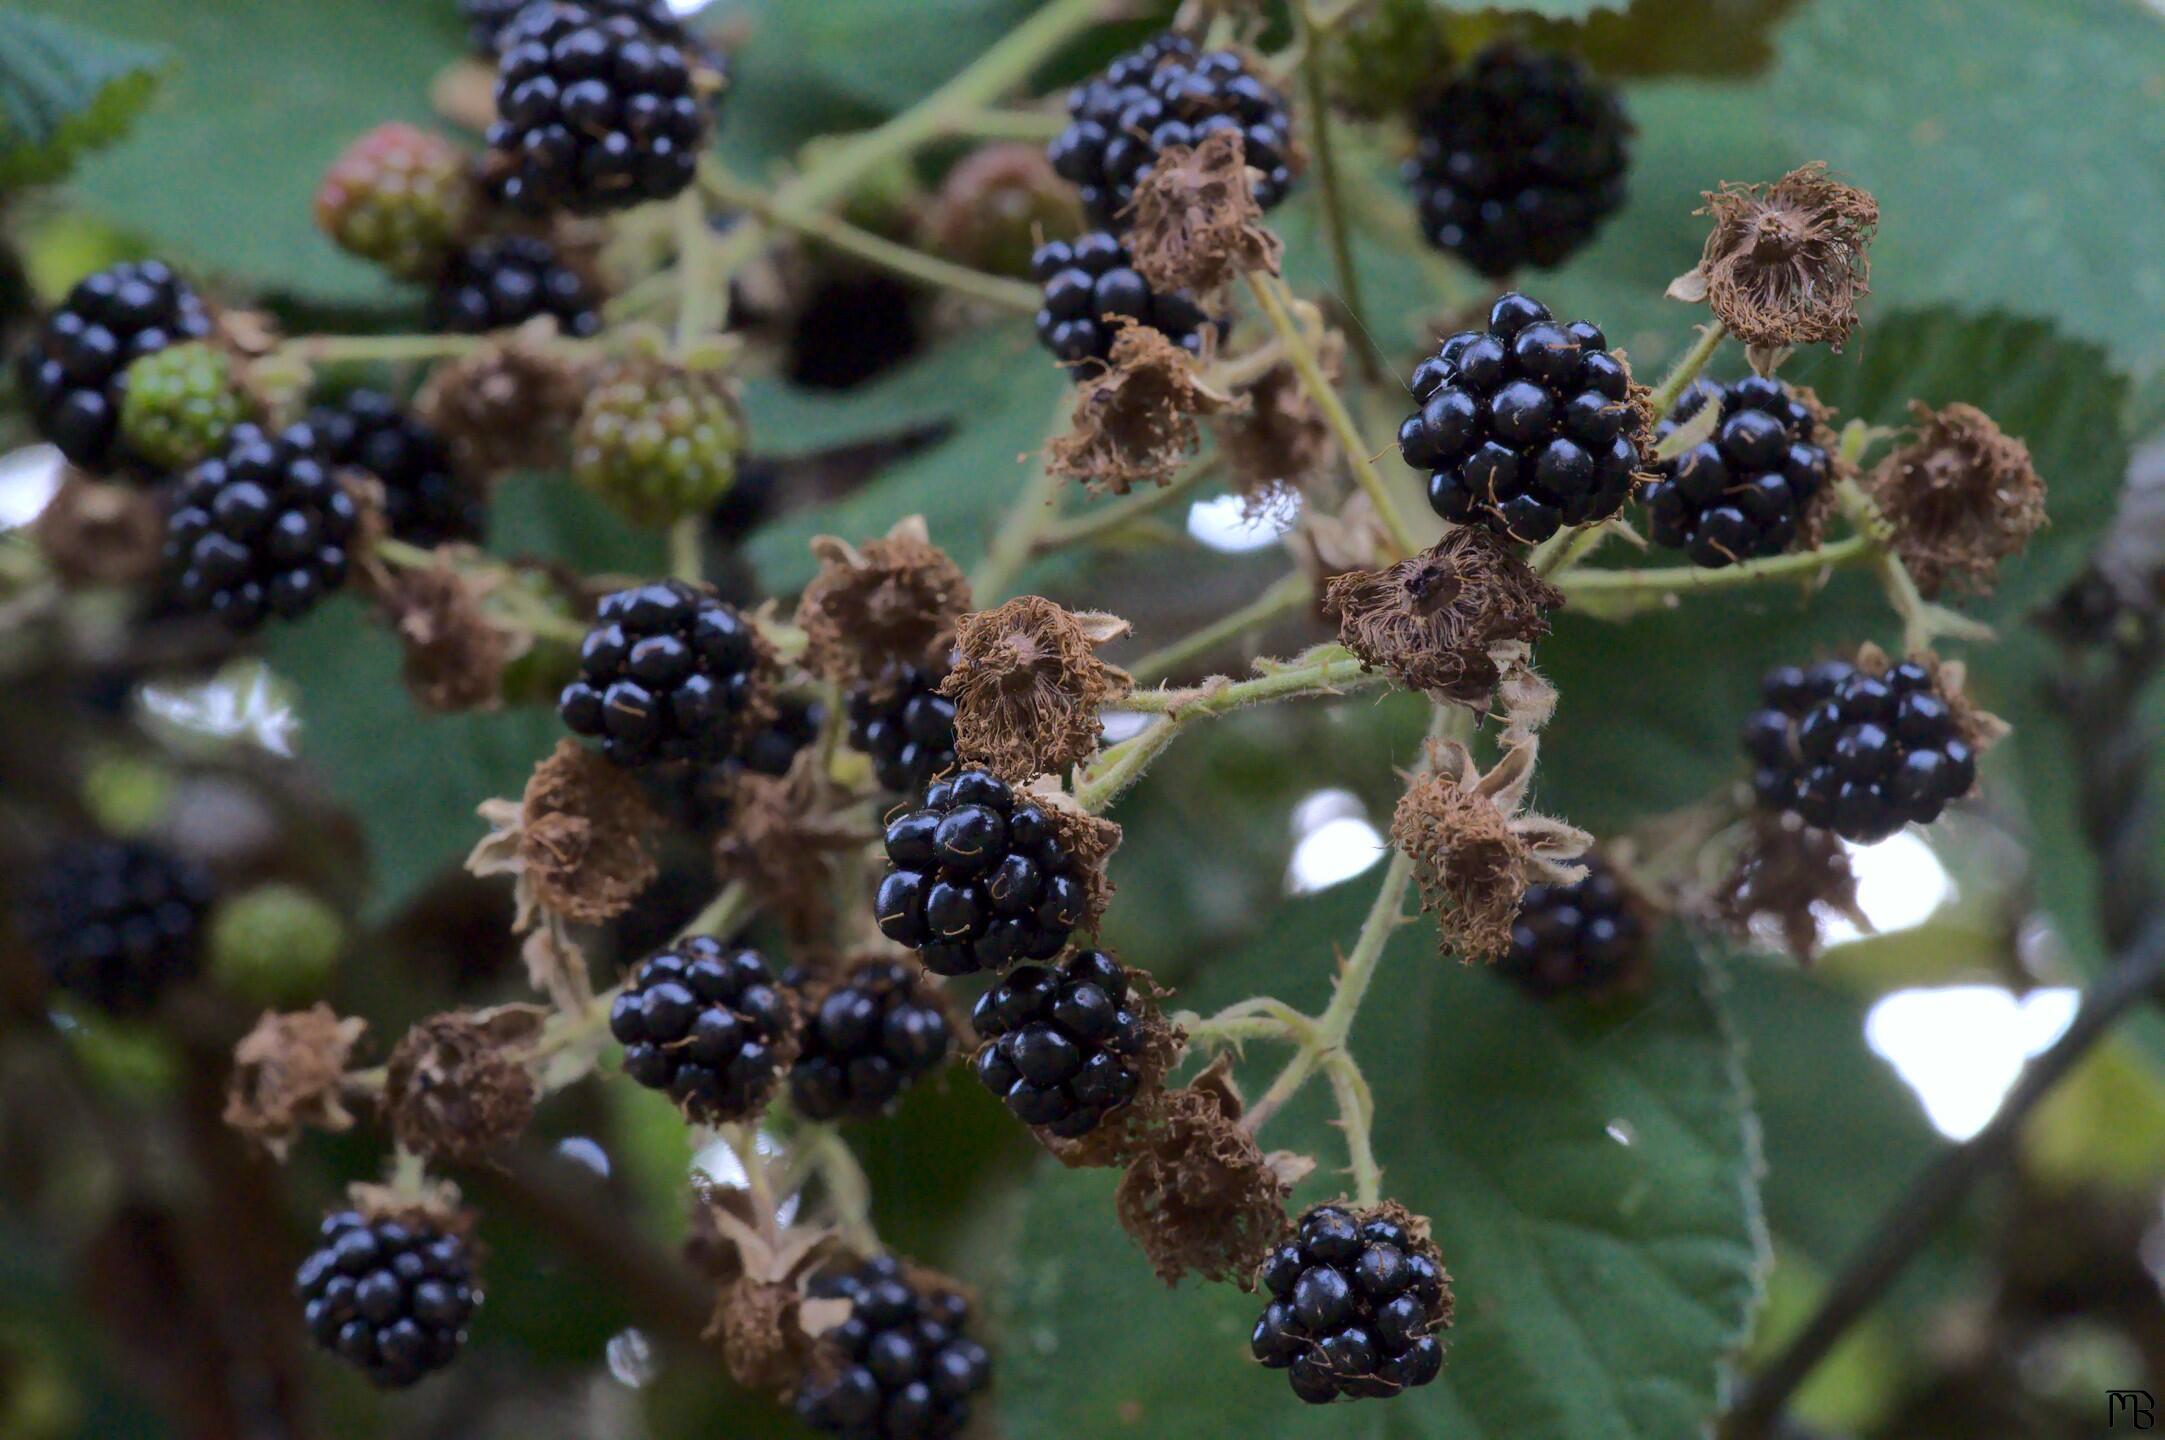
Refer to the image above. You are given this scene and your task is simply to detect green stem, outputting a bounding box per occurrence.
[945,106,1067,142]
[1313,846,1416,1048]
[1646,322,1729,418]
[675,188,723,348]
[1555,535,1875,618]
[676,880,752,943]
[970,398,1073,601]
[669,515,705,584]
[290,333,493,365]
[807,1126,880,1255]
[1323,1052,1382,1204]
[1292,1,1379,383]
[1127,571,1315,684]
[1032,457,1217,554]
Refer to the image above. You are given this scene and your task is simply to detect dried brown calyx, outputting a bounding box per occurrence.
[942,596,1134,779]
[469,739,661,932]
[223,1005,368,1161]
[1212,333,1343,511]
[34,473,165,587]
[1124,129,1284,297]
[1324,528,1562,711]
[1669,163,1878,352]
[920,142,1084,279]
[711,766,862,944]
[1392,736,1591,962]
[795,516,972,686]
[1047,323,1234,495]
[382,1005,544,1164]
[690,1184,846,1395]
[414,321,589,477]
[376,551,515,713]
[1868,401,2045,599]
[1712,809,1868,961]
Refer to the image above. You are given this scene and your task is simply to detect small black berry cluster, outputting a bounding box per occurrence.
[651,696,823,835]
[1048,33,1294,228]
[17,259,213,472]
[874,767,1087,977]
[166,422,360,630]
[428,234,603,337]
[1643,378,1832,568]
[1501,855,1647,999]
[970,949,1146,1139]
[1744,658,1979,843]
[1252,1205,1450,1404]
[1030,232,1216,374]
[488,0,711,215]
[560,579,768,768]
[795,1256,992,1440]
[789,960,954,1122]
[846,663,958,795]
[297,1211,480,1388]
[1403,45,1631,279]
[610,937,792,1122]
[16,839,214,1014]
[308,390,484,548]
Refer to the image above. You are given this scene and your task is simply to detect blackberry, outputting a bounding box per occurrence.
[1400,291,1645,544]
[846,663,957,795]
[17,260,214,473]
[794,1256,991,1440]
[308,390,485,548]
[165,422,360,630]
[609,937,792,1122]
[296,1210,479,1388]
[1403,45,1630,279]
[970,949,1145,1139]
[313,122,478,283]
[117,341,245,472]
[1029,231,1216,374]
[1252,1205,1451,1404]
[1048,33,1294,229]
[15,840,214,1014]
[1743,658,1979,843]
[487,1,711,215]
[646,696,821,835]
[789,960,953,1122]
[1642,377,1831,568]
[427,235,602,338]
[559,579,768,768]
[1500,855,1646,999]
[460,0,530,52]
[874,766,1088,977]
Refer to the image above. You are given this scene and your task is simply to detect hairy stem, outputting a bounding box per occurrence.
[1554,534,1875,618]
[1127,571,1316,685]
[1032,457,1218,555]
[674,187,723,347]
[1645,322,1728,418]
[1292,1,1379,383]
[668,515,706,584]
[1323,1052,1382,1205]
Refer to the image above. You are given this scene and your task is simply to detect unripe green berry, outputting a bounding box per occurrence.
[118,342,244,471]
[208,882,346,1006]
[313,122,478,282]
[572,362,745,526]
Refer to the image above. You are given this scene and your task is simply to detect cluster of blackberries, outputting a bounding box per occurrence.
[1049,33,1294,228]
[166,422,361,630]
[1029,232,1216,373]
[789,960,954,1122]
[488,1,711,214]
[1501,856,1646,999]
[461,0,684,52]
[874,766,1087,977]
[1252,1206,1450,1404]
[15,839,214,1014]
[560,580,767,768]
[846,663,957,795]
[795,1257,992,1440]
[17,259,213,472]
[1400,292,1644,544]
[297,1211,479,1388]
[1744,659,1979,843]
[970,949,1146,1139]
[428,234,603,337]
[1404,45,1630,279]
[308,390,484,548]
[650,696,822,835]
[1643,378,1831,568]
[610,937,792,1122]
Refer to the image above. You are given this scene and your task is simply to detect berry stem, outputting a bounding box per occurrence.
[676,879,752,943]
[1290,0,1382,385]
[1030,455,1219,556]
[1323,1051,1382,1205]
[669,515,705,584]
[1645,321,1729,418]
[1551,534,1875,618]
[1126,571,1315,685]
[802,1123,881,1255]
[969,396,1073,601]
[1243,270,1424,559]
[673,187,725,349]
[288,333,495,365]
[941,106,1068,143]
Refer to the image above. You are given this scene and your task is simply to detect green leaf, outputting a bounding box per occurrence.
[999,896,1766,1440]
[0,10,164,190]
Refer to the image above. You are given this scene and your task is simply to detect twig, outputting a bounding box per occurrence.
[1645,322,1728,418]
[1126,571,1315,684]
[1291,0,1379,383]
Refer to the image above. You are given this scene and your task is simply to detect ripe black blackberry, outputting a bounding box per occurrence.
[296,1210,479,1388]
[1743,658,1979,843]
[789,960,953,1122]
[874,766,1088,977]
[1048,33,1294,229]
[609,937,792,1122]
[1252,1205,1451,1404]
[846,663,957,795]
[15,840,214,1014]
[308,390,485,548]
[970,949,1145,1139]
[1029,232,1216,373]
[1642,377,1831,568]
[427,234,602,337]
[166,422,360,630]
[1403,44,1630,279]
[488,0,711,215]
[559,579,768,768]
[1400,291,1645,544]
[17,259,213,472]
[794,1256,992,1440]
[646,696,822,835]
[1501,855,1647,999]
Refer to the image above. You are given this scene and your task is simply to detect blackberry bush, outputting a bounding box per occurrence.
[1030,231,1216,373]
[308,389,485,547]
[296,1211,479,1388]
[1500,855,1647,999]
[794,1256,992,1440]
[17,260,214,472]
[970,948,1146,1139]
[15,840,214,1014]
[166,421,360,630]
[609,937,793,1122]
[845,662,958,795]
[789,959,953,1122]
[1642,377,1833,568]
[428,234,602,337]
[559,579,768,768]
[1399,291,1646,544]
[1252,1205,1451,1404]
[874,766,1088,977]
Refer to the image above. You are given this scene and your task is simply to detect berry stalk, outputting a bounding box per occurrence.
[1290,0,1379,383]
[1644,321,1729,418]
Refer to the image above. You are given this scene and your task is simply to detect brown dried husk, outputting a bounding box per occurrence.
[378,552,513,713]
[1671,163,1878,352]
[1123,129,1283,297]
[942,597,1134,780]
[34,473,164,587]
[382,1006,544,1163]
[223,1005,368,1161]
[1212,342,1342,511]
[1867,400,2045,599]
[1324,527,1561,709]
[1046,324,1234,495]
[794,515,971,685]
[414,324,589,477]
[518,739,661,926]
[711,767,862,945]
[1713,810,1867,962]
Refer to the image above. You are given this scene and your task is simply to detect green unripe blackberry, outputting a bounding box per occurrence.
[208,882,347,1005]
[117,342,246,472]
[572,363,744,525]
[313,123,478,283]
